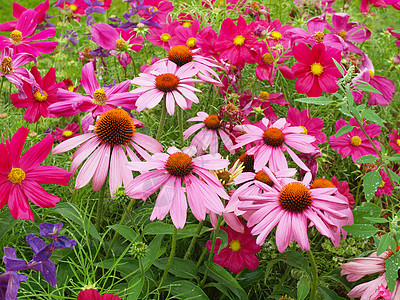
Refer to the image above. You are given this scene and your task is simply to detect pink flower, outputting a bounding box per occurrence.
[293,43,343,97]
[206,223,261,273]
[246,91,290,122]
[138,0,174,25]
[0,9,58,57]
[169,20,200,49]
[11,66,65,123]
[49,62,137,117]
[131,60,201,116]
[0,127,71,221]
[329,118,381,163]
[125,146,229,229]
[360,0,387,13]
[238,168,351,251]
[331,176,355,210]
[146,21,179,50]
[52,122,80,142]
[388,129,400,154]
[217,15,260,66]
[286,107,327,145]
[233,117,316,172]
[77,289,121,300]
[374,285,393,300]
[183,112,234,155]
[263,18,293,49]
[52,108,162,195]
[57,0,112,16]
[196,26,220,59]
[388,27,400,47]
[375,169,394,197]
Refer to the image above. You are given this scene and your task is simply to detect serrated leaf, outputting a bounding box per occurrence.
[388,154,400,162]
[335,125,354,137]
[342,224,378,238]
[297,277,310,300]
[295,96,332,105]
[353,202,382,224]
[282,251,310,275]
[356,84,382,95]
[332,58,345,76]
[377,234,397,256]
[363,170,382,201]
[385,252,400,292]
[362,109,386,126]
[356,155,377,164]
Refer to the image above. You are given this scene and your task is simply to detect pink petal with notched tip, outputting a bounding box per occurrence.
[16,9,38,37]
[19,134,53,171]
[81,62,100,95]
[22,179,60,208]
[92,144,111,192]
[26,165,71,186]
[52,133,96,154]
[169,177,187,229]
[125,170,168,200]
[8,184,33,221]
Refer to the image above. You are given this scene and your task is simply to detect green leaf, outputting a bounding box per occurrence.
[282,251,310,275]
[108,225,138,242]
[339,107,352,117]
[377,234,397,256]
[342,224,378,238]
[362,109,386,126]
[392,29,400,33]
[297,277,310,300]
[363,217,389,224]
[363,170,382,201]
[295,96,332,105]
[388,169,400,184]
[385,252,400,292]
[143,222,210,239]
[353,202,382,224]
[335,125,354,137]
[95,258,139,276]
[354,83,382,95]
[332,58,345,76]
[347,90,362,120]
[143,235,164,271]
[153,258,198,280]
[127,274,144,300]
[388,154,400,162]
[0,210,18,240]
[170,280,210,300]
[318,286,346,300]
[216,229,228,254]
[355,155,377,164]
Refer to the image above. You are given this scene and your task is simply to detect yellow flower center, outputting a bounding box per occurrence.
[10,30,23,45]
[379,181,385,188]
[229,240,241,252]
[1,56,13,74]
[369,70,374,78]
[186,37,197,48]
[34,91,48,102]
[259,91,270,102]
[93,89,107,105]
[300,126,308,134]
[351,136,362,146]
[270,31,282,40]
[115,39,126,50]
[68,4,78,12]
[310,62,324,76]
[262,53,274,64]
[396,139,400,147]
[182,22,192,28]
[234,35,245,46]
[313,31,325,43]
[68,85,75,92]
[338,30,347,39]
[8,168,25,184]
[62,130,74,138]
[160,33,171,42]
[148,6,158,12]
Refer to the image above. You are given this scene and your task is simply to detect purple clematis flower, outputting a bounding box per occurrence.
[39,223,77,249]
[84,0,106,15]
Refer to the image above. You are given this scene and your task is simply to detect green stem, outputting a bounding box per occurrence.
[155,96,167,141]
[122,201,142,241]
[308,250,319,300]
[184,221,204,260]
[139,257,145,277]
[159,226,177,288]
[0,76,5,104]
[95,182,107,232]
[178,107,184,148]
[196,247,208,269]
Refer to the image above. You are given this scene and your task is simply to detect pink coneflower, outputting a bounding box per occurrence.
[169,20,200,49]
[52,108,162,195]
[125,146,229,229]
[131,60,201,116]
[0,9,57,57]
[52,122,80,142]
[388,129,400,154]
[146,21,179,50]
[286,107,327,145]
[0,127,71,221]
[233,117,316,172]
[375,169,394,197]
[206,223,261,273]
[238,167,351,251]
[49,61,137,117]
[11,66,65,123]
[183,112,234,155]
[293,42,343,97]
[329,118,381,163]
[217,15,260,66]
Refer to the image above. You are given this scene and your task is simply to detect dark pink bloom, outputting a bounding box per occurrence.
[331,176,355,210]
[206,224,261,273]
[375,170,394,197]
[360,0,387,13]
[262,18,292,49]
[11,66,65,123]
[247,91,290,122]
[292,43,342,97]
[286,107,326,145]
[52,123,80,142]
[57,0,112,16]
[329,118,381,163]
[197,26,220,59]
[77,289,121,300]
[217,15,260,66]
[388,27,400,47]
[138,0,174,25]
[0,9,57,57]
[0,127,71,221]
[388,129,400,154]
[169,20,200,49]
[146,21,179,50]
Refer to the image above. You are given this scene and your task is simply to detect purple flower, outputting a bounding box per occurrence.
[54,0,74,7]
[0,248,28,300]
[62,30,78,48]
[84,0,106,15]
[39,223,77,249]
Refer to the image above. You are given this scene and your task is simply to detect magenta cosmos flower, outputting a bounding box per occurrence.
[375,169,395,197]
[183,112,234,155]
[138,0,174,25]
[52,108,162,195]
[56,0,112,15]
[388,27,400,47]
[11,66,65,123]
[0,127,71,221]
[169,20,200,49]
[52,122,80,142]
[341,250,400,299]
[49,61,137,117]
[131,60,201,116]
[248,91,290,122]
[0,9,57,57]
[217,15,260,66]
[206,223,261,273]
[388,129,400,154]
[329,118,381,163]
[77,289,121,300]
[147,21,179,50]
[293,43,343,97]
[238,168,351,251]
[125,146,229,229]
[233,117,316,172]
[360,0,387,13]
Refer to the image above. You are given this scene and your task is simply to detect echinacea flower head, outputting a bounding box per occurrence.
[131,60,202,116]
[77,288,121,300]
[206,223,261,273]
[0,127,71,221]
[125,146,229,229]
[233,117,316,172]
[329,118,381,163]
[238,168,351,252]
[293,43,342,97]
[52,122,80,142]
[52,108,163,195]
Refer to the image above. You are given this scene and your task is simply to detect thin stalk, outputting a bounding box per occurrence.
[308,250,319,300]
[122,201,142,241]
[139,257,145,277]
[183,221,204,260]
[0,76,5,104]
[156,96,167,141]
[196,247,208,269]
[178,107,184,148]
[95,182,107,232]
[159,226,178,288]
